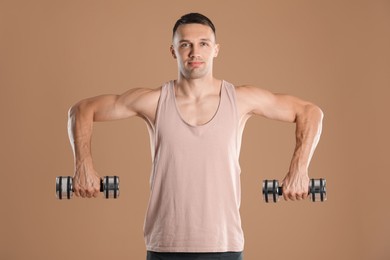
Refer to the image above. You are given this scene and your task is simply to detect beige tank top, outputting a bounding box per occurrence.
[144,80,244,252]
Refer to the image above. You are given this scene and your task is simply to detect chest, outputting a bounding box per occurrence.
[175,94,221,126]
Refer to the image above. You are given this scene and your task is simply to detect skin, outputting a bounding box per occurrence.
[68,23,323,201]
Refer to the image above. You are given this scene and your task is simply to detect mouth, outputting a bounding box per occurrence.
[188,61,204,68]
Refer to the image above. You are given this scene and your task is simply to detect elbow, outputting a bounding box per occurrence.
[302,103,324,123]
[68,99,90,121]
[68,101,82,120]
[316,105,324,122]
[311,104,324,120]
[309,105,324,131]
[68,105,76,119]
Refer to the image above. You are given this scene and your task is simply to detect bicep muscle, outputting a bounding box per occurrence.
[238,86,311,123]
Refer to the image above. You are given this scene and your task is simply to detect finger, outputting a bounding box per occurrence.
[92,182,100,198]
[283,190,289,201]
[74,189,80,197]
[77,186,87,198]
[88,188,99,198]
[283,187,293,201]
[297,190,306,200]
[85,188,94,198]
[286,191,296,201]
[86,183,100,198]
[79,190,86,198]
[73,185,81,197]
[74,181,86,198]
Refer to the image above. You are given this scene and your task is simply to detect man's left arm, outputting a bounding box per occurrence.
[236,85,324,201]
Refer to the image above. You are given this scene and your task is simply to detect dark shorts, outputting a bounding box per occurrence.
[146,251,243,260]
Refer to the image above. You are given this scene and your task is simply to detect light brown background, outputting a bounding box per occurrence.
[1,0,389,259]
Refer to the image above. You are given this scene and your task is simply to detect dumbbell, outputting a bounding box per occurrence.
[56,176,120,200]
[262,178,326,203]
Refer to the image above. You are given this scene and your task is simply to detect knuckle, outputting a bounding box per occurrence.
[73,184,80,191]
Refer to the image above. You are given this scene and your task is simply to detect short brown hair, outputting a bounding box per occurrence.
[172,13,216,38]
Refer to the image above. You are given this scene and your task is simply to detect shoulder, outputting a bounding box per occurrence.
[234,84,276,113]
[120,85,162,107]
[117,84,163,123]
[223,81,271,98]
[234,84,273,98]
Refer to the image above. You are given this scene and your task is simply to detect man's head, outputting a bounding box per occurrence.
[172,13,216,39]
[171,13,220,80]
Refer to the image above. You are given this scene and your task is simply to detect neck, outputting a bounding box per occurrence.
[175,75,221,98]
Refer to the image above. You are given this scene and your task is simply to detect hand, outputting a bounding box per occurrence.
[73,163,101,198]
[281,172,310,201]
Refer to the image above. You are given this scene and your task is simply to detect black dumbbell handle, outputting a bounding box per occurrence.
[282,179,326,200]
[269,179,326,193]
[57,177,103,195]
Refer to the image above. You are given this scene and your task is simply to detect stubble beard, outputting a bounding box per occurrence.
[181,62,212,80]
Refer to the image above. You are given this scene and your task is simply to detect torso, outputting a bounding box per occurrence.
[144,80,245,252]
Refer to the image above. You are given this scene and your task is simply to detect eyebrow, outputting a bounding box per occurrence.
[179,38,213,43]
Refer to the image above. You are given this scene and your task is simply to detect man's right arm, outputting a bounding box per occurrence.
[67,87,161,198]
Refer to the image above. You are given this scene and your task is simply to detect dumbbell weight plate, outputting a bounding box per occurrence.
[56,176,73,200]
[309,178,326,202]
[102,176,120,199]
[262,179,281,203]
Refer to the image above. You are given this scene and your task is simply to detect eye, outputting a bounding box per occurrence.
[180,43,190,48]
[200,42,209,47]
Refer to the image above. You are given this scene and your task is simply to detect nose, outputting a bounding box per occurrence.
[189,45,201,59]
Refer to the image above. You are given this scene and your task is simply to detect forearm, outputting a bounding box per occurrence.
[67,101,95,170]
[67,100,103,197]
[288,104,323,177]
[281,104,323,200]
[293,105,323,169]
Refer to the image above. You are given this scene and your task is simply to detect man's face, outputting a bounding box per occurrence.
[171,23,220,80]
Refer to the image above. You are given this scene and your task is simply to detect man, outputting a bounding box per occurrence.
[68,13,323,260]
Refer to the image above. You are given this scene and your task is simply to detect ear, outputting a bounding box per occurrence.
[170,45,177,59]
[214,43,220,58]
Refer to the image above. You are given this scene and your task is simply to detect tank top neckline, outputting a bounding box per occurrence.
[170,80,225,128]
